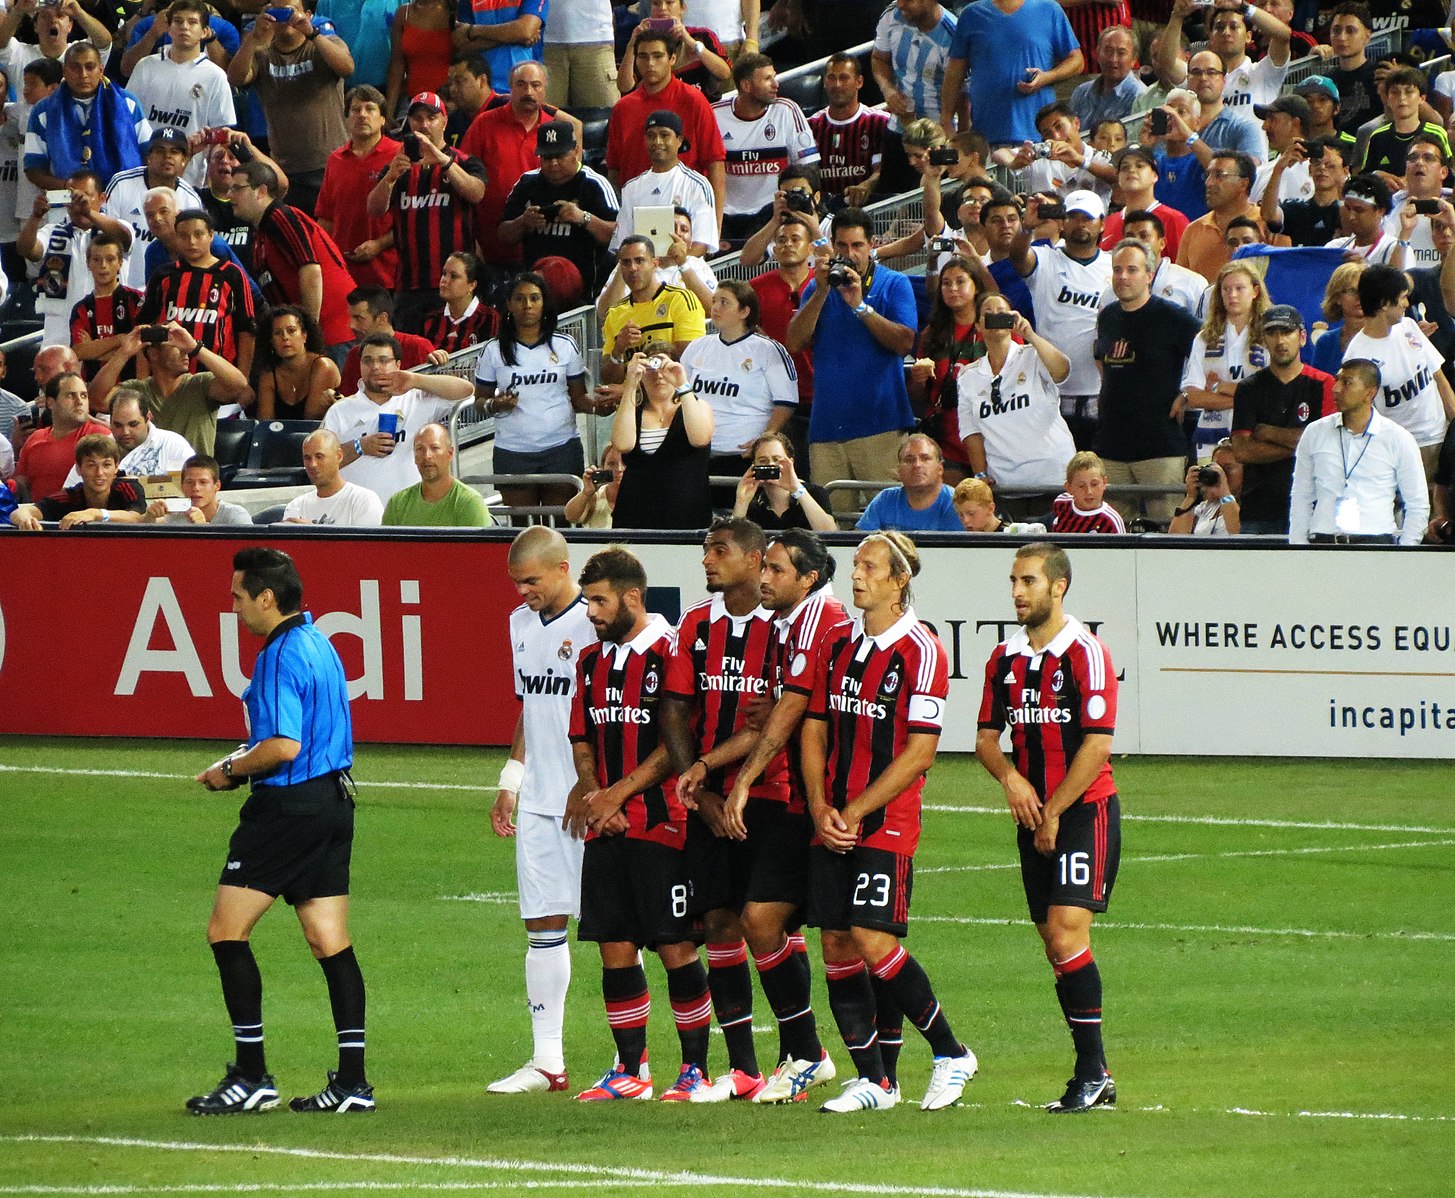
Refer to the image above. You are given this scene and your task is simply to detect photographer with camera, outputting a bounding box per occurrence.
[1005,102,1117,204]
[737,165,829,268]
[1260,136,1350,248]
[786,206,918,516]
[730,431,835,531]
[1169,444,1242,535]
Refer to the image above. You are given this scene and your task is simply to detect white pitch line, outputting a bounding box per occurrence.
[5,764,1452,837]
[0,1136,1120,1198]
[0,1185,613,1196]
[918,837,1455,875]
[916,915,1455,943]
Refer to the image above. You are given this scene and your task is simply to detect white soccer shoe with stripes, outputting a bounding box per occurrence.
[755,1051,837,1103]
[819,1076,900,1114]
[487,1062,570,1094]
[921,1048,978,1111]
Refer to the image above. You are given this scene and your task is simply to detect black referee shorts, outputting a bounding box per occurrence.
[685,799,812,916]
[220,775,355,906]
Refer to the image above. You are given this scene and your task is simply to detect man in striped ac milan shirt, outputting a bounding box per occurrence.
[366,91,488,335]
[661,518,830,1105]
[976,542,1121,1114]
[802,532,977,1115]
[565,547,713,1103]
[139,207,256,378]
[808,53,890,206]
[70,231,144,381]
[227,160,355,359]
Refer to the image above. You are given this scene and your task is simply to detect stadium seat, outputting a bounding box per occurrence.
[227,419,317,488]
[250,503,288,525]
[579,108,613,168]
[212,418,255,485]
[778,71,823,114]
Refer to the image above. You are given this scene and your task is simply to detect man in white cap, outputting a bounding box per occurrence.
[1009,188,1112,448]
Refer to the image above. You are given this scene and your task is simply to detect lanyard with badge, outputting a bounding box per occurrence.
[1334,420,1375,533]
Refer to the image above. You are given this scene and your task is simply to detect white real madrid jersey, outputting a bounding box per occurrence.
[510,594,595,817]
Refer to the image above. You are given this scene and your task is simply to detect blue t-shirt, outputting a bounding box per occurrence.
[856,483,962,532]
[1200,108,1267,163]
[803,263,918,443]
[243,612,353,787]
[1309,324,1345,376]
[126,14,242,57]
[988,256,1037,329]
[1154,148,1208,221]
[949,0,1079,145]
[457,0,547,85]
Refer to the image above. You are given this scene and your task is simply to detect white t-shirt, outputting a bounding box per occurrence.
[0,108,20,243]
[1382,190,1450,268]
[124,52,235,188]
[1344,318,1449,446]
[509,592,596,817]
[1188,495,1237,536]
[473,332,586,454]
[1024,244,1111,398]
[101,168,203,290]
[1221,54,1287,113]
[1180,322,1268,462]
[712,96,820,217]
[679,329,798,455]
[680,0,749,45]
[956,341,1075,490]
[545,0,613,44]
[1326,232,1401,265]
[1022,150,1113,205]
[1251,157,1312,205]
[324,389,458,501]
[283,481,384,526]
[30,219,93,346]
[63,425,195,487]
[611,162,718,251]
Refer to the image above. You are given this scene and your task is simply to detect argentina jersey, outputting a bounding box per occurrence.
[510,595,595,818]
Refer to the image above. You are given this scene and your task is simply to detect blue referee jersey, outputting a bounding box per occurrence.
[243,613,352,789]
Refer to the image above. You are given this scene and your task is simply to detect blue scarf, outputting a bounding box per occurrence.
[36,81,143,186]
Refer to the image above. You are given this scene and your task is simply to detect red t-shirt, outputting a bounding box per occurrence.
[606,75,727,186]
[1101,201,1189,264]
[15,420,110,500]
[459,102,561,264]
[339,331,437,395]
[316,137,402,291]
[751,269,813,403]
[253,201,357,348]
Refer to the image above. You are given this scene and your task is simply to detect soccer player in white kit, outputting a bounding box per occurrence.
[489,527,595,1094]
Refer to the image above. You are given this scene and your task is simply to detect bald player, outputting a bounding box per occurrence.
[488,527,597,1094]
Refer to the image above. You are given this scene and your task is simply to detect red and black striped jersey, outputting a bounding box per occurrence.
[71,286,145,359]
[808,106,890,195]
[1065,4,1130,74]
[389,149,489,291]
[778,588,849,699]
[1050,493,1126,535]
[253,201,355,347]
[420,297,500,355]
[139,261,255,361]
[666,595,788,805]
[570,614,685,849]
[806,608,949,855]
[978,615,1118,807]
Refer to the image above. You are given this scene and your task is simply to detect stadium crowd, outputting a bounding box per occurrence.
[0,0,1451,543]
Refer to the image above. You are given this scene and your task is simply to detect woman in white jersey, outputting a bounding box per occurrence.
[1177,260,1270,463]
[957,292,1074,512]
[473,272,597,512]
[679,279,797,502]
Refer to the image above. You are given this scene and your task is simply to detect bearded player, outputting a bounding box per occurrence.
[975,543,1121,1114]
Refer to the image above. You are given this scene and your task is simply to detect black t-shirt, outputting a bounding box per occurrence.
[1362,122,1448,177]
[1408,264,1455,363]
[745,482,833,531]
[1231,365,1335,527]
[1327,61,1381,135]
[500,165,620,295]
[1275,197,1342,246]
[202,189,256,276]
[37,479,146,522]
[1093,296,1201,461]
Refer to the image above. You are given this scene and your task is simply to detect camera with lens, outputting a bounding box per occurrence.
[826,257,857,288]
[783,189,815,215]
[752,463,782,480]
[1031,142,1052,159]
[1196,466,1222,489]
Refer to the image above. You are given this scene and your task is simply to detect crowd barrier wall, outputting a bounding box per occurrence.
[3,530,1449,758]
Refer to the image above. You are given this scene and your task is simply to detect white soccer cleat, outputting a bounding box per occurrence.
[921,1048,978,1111]
[819,1076,900,1114]
[755,1051,838,1103]
[486,1061,570,1094]
[689,1067,766,1103]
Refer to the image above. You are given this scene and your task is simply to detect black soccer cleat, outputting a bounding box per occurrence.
[1046,1074,1116,1114]
[288,1070,377,1113]
[186,1064,279,1115]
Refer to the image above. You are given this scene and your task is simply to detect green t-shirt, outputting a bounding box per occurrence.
[135,374,221,456]
[382,479,492,527]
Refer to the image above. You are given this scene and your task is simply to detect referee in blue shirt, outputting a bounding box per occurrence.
[188,548,374,1115]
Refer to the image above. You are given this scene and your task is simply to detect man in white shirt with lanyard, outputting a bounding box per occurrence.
[489,526,596,1095]
[1289,357,1428,544]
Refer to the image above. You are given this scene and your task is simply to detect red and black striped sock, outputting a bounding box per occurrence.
[602,964,650,1076]
[706,940,759,1076]
[824,957,886,1084]
[754,934,822,1064]
[868,972,905,1087]
[1054,948,1106,1080]
[869,945,963,1059]
[666,961,712,1074]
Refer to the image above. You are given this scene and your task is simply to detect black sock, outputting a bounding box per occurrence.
[824,958,885,1085]
[707,941,759,1075]
[602,964,650,1077]
[1055,949,1106,1080]
[870,946,962,1059]
[869,973,905,1087]
[666,960,712,1074]
[211,940,265,1080]
[317,946,367,1086]
[755,935,822,1064]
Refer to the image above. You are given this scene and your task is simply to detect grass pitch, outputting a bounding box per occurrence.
[1,737,1451,1198]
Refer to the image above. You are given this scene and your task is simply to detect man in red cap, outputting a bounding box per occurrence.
[367,89,488,333]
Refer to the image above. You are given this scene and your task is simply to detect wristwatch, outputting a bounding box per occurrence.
[673,384,694,399]
[221,755,235,781]
[579,211,592,228]
[789,484,808,500]
[1185,133,1200,146]
[855,302,873,317]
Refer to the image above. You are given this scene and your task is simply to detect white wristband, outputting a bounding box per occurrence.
[498,759,524,793]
